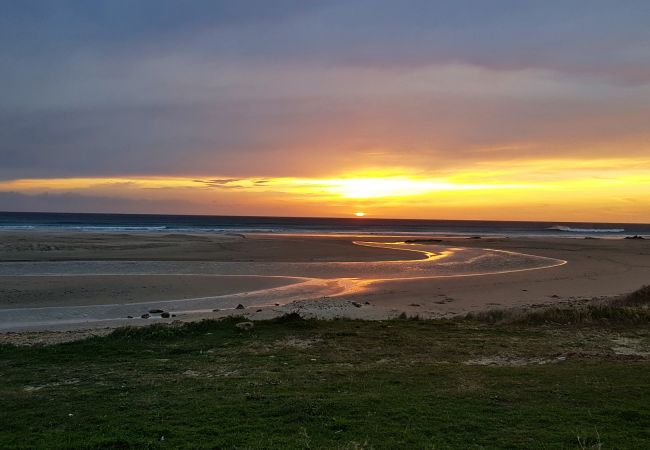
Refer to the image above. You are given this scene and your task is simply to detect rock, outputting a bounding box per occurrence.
[140,313,150,319]
[624,235,645,240]
[235,321,255,331]
[351,301,362,308]
[235,304,245,310]
[364,301,371,305]
[256,309,263,312]
[149,309,164,314]
[161,312,170,318]
[127,315,133,319]
[212,308,220,312]
[274,303,280,306]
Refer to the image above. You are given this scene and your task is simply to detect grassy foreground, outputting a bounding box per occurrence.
[1,301,649,449]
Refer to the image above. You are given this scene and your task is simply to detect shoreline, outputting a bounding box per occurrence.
[0,231,648,337]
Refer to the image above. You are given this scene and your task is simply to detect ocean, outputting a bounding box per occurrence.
[0,211,648,238]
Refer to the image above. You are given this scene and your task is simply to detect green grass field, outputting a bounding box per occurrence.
[2,293,649,449]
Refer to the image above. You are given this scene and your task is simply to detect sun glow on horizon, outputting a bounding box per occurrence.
[318,176,531,199]
[1,157,649,222]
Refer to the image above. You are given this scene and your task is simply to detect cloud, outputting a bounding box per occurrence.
[0,191,197,215]
[0,0,649,221]
[3,1,648,79]
[2,61,649,180]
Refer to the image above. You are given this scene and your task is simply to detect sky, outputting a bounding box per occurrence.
[1,0,649,222]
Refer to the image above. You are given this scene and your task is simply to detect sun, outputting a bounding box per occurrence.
[354,212,366,217]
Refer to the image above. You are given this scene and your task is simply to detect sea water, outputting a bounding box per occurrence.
[0,211,648,238]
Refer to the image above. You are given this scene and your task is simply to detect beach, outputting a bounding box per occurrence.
[1,231,648,336]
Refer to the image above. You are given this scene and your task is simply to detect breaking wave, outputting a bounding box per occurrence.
[547,225,625,233]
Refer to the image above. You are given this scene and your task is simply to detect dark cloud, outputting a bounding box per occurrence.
[198,179,246,189]
[0,191,199,214]
[1,1,649,180]
[3,0,647,78]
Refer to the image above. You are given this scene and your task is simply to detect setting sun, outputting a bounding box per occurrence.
[2,2,650,446]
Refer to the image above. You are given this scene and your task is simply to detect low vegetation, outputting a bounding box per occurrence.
[465,285,650,325]
[1,289,649,449]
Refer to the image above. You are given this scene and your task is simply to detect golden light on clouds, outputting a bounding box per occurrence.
[1,157,649,222]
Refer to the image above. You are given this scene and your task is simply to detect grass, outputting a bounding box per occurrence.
[465,285,650,326]
[1,291,649,449]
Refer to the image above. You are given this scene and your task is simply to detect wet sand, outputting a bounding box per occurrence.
[0,231,648,333]
[0,231,418,262]
[0,275,299,308]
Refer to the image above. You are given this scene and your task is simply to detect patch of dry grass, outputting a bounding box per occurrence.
[465,285,650,325]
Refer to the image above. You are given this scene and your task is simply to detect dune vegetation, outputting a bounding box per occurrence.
[1,288,649,449]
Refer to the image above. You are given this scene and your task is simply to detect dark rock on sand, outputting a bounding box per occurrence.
[235,304,245,310]
[161,312,171,318]
[351,301,362,308]
[141,313,150,319]
[624,235,646,240]
[149,309,164,314]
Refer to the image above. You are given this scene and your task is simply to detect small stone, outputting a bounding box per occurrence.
[212,308,220,312]
[127,315,133,319]
[149,309,164,314]
[141,313,150,319]
[161,312,170,318]
[351,301,362,308]
[256,309,263,312]
[364,301,370,305]
[235,304,245,310]
[235,321,254,331]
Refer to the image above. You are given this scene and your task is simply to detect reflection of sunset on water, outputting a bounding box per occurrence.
[0,240,565,330]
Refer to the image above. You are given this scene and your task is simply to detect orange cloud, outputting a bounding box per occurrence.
[1,157,649,222]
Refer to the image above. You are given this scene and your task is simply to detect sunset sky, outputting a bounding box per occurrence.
[1,1,649,222]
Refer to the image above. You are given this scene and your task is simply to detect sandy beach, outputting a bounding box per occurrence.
[0,231,648,334]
